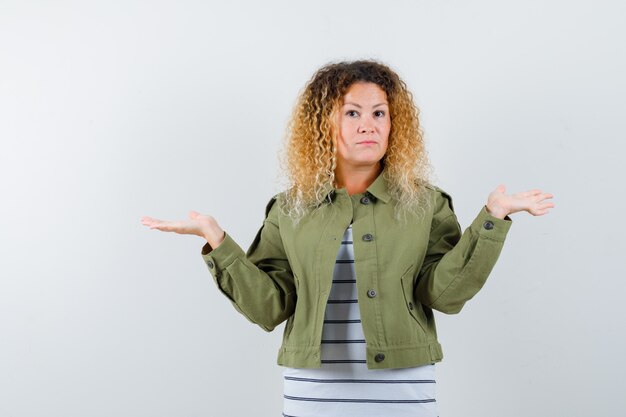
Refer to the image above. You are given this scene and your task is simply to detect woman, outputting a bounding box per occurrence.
[142,60,554,417]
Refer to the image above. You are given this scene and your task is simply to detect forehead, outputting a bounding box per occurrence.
[342,82,388,104]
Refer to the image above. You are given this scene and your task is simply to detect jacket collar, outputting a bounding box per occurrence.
[322,167,391,204]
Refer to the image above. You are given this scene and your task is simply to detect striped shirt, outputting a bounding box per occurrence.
[283,224,439,417]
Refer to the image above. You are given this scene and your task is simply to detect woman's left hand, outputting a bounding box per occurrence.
[485,185,555,219]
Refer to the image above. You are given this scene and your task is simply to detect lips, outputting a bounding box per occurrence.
[357,141,377,144]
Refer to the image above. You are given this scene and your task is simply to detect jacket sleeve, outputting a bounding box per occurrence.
[200,195,296,332]
[415,188,512,314]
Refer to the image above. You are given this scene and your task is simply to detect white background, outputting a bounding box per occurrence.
[1,1,624,416]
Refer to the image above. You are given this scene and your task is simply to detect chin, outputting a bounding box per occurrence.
[353,159,384,167]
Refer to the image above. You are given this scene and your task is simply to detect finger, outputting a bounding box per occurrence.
[144,220,165,229]
[141,216,155,224]
[172,220,194,234]
[528,208,544,216]
[521,189,543,198]
[148,221,166,230]
[150,220,175,231]
[141,217,158,227]
[536,198,555,206]
[161,220,180,232]
[530,193,553,203]
[534,204,555,215]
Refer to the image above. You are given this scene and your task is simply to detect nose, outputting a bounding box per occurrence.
[358,116,375,133]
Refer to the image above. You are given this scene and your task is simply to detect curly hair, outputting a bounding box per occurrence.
[278,60,433,224]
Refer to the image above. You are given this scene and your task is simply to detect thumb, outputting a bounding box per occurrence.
[189,210,200,219]
[495,184,506,194]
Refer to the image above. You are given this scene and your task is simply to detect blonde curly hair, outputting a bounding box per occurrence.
[278,60,433,223]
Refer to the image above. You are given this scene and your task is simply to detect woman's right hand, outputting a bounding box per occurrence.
[141,211,225,249]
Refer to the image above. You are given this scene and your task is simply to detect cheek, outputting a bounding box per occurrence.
[381,120,391,140]
[381,137,390,153]
[339,120,354,144]
[381,122,391,151]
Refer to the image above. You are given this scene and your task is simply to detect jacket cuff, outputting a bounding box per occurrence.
[201,232,246,274]
[469,206,512,242]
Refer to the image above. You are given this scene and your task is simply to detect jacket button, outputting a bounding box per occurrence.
[408,302,414,310]
[367,289,377,298]
[360,196,371,204]
[206,260,214,269]
[483,221,494,230]
[374,353,385,362]
[362,233,373,242]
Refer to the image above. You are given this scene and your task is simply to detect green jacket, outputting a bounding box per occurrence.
[201,170,512,369]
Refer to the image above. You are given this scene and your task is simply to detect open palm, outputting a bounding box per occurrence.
[487,185,554,217]
[141,211,225,247]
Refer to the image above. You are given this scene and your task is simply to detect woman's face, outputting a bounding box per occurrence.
[335,82,391,172]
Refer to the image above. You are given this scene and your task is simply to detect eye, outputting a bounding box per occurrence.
[374,110,386,118]
[346,110,359,117]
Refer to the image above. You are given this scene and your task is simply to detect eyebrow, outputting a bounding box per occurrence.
[342,102,389,108]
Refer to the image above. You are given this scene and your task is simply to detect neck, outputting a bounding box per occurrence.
[334,162,382,196]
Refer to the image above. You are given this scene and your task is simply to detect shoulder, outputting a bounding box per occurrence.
[264,194,279,217]
[262,190,290,222]
[420,184,459,232]
[423,183,455,212]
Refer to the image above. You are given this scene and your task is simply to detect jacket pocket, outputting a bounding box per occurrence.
[400,267,428,334]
